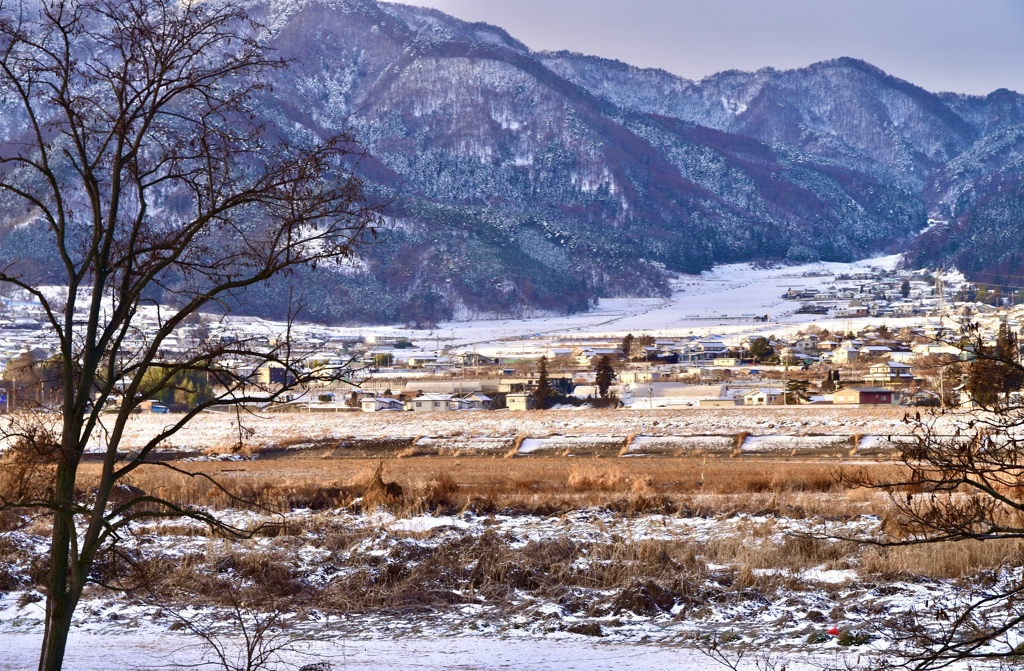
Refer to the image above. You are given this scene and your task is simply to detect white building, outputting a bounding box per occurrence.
[361,397,404,413]
[407,394,452,413]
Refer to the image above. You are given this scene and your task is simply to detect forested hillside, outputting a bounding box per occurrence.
[2,0,1021,323]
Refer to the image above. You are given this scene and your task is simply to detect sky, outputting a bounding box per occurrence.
[388,0,1024,95]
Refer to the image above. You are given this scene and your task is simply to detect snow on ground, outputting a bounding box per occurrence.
[1,507,1016,671]
[324,255,907,350]
[0,631,831,671]
[77,406,923,454]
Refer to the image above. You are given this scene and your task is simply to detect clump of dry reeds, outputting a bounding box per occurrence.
[567,462,624,490]
[361,461,404,511]
[504,434,527,459]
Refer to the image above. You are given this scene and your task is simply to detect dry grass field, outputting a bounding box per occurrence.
[74,453,1024,584]
[6,413,1024,666]
[54,455,1024,639]
[83,455,886,516]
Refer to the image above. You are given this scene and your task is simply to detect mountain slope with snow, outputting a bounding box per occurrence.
[1,0,1021,323]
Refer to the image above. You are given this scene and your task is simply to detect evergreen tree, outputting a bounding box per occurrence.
[594,355,616,398]
[955,285,977,303]
[784,379,811,404]
[976,285,993,305]
[748,337,773,362]
[620,333,634,360]
[534,356,553,409]
[901,279,911,298]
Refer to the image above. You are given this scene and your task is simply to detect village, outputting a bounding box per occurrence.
[0,260,1018,416]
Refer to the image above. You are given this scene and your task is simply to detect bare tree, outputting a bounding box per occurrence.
[690,633,788,671]
[0,1,383,669]
[837,321,1024,669]
[167,583,324,671]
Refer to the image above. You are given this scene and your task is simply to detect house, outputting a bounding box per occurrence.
[913,343,971,360]
[956,386,1024,409]
[407,394,452,413]
[793,335,820,351]
[835,306,869,318]
[779,346,812,364]
[574,348,619,366]
[406,354,440,368]
[887,350,917,364]
[448,397,474,411]
[451,392,492,410]
[620,370,666,384]
[545,348,574,360]
[831,348,859,365]
[864,361,915,385]
[741,388,781,405]
[138,400,169,413]
[952,385,977,409]
[254,362,292,386]
[906,389,940,407]
[858,346,892,359]
[833,387,894,405]
[361,397,404,412]
[506,392,535,411]
[678,340,731,362]
[818,339,841,351]
[452,352,497,367]
[694,340,730,360]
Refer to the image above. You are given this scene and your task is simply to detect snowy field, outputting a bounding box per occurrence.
[325,255,911,351]
[0,631,830,671]
[67,406,922,455]
[3,506,1016,671]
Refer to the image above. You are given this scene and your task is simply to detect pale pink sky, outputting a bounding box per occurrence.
[389,0,1024,95]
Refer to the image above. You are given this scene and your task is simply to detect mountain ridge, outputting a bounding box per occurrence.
[1,0,1020,324]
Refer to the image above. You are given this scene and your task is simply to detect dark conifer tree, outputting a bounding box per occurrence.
[594,355,616,398]
[534,356,553,409]
[621,333,634,360]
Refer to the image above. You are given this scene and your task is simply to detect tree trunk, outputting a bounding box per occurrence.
[38,461,79,671]
[38,599,74,671]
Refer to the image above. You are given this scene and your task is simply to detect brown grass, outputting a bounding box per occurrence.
[10,453,1019,627]
[859,538,1024,579]
[74,456,903,518]
[104,506,1023,626]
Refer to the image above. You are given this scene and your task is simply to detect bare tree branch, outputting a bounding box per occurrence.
[0,2,384,669]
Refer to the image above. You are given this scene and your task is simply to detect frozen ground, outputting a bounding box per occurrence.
[331,255,910,350]
[0,631,832,671]
[3,508,1019,671]
[74,406,920,454]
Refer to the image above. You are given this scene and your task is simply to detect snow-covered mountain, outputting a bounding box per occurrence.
[3,0,1022,323]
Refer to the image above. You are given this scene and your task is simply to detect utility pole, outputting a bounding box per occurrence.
[647,351,653,409]
[939,366,945,408]
[783,326,789,406]
[783,357,788,406]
